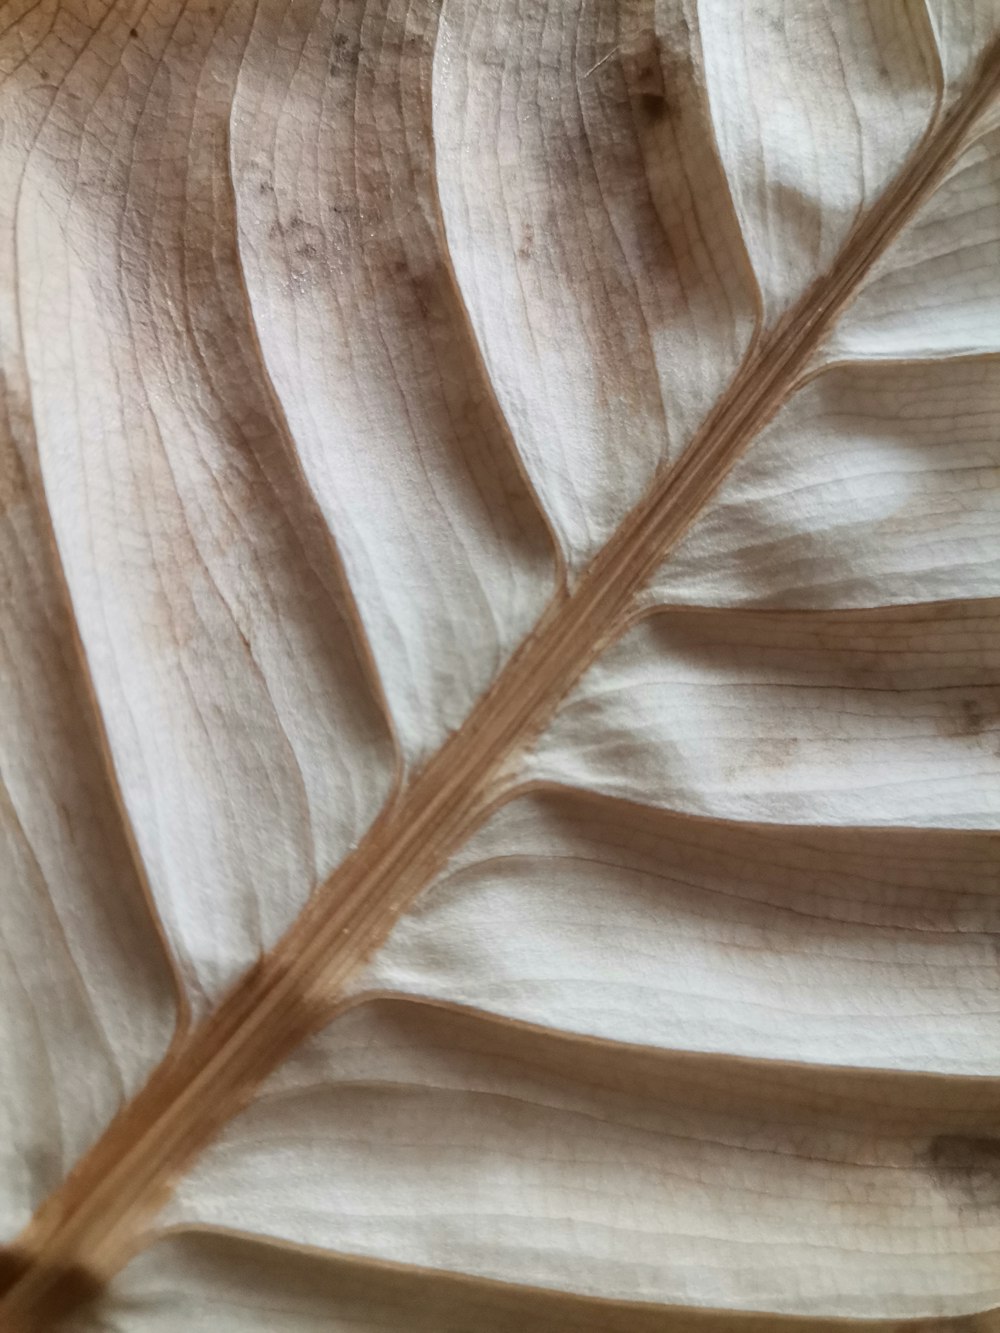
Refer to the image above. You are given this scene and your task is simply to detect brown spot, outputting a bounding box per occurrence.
[958,697,990,737]
[619,30,680,127]
[0,417,30,517]
[409,263,448,322]
[269,214,329,278]
[330,32,359,76]
[926,1134,1000,1211]
[638,91,669,123]
[0,1247,104,1324]
[374,252,449,323]
[128,25,137,37]
[0,1247,29,1295]
[535,25,687,421]
[937,695,1000,741]
[517,223,534,262]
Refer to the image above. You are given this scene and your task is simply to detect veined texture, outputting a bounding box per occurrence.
[2,1,1000,1328]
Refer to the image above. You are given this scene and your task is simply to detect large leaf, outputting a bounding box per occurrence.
[2,1,1000,1328]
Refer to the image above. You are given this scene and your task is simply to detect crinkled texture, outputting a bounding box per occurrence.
[4,1,1000,1328]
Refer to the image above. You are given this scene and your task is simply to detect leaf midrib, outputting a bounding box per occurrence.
[4,34,1000,1332]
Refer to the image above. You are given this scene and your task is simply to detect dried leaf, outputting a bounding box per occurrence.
[2,1,1000,1329]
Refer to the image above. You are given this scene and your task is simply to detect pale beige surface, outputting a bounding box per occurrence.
[2,0,1000,1327]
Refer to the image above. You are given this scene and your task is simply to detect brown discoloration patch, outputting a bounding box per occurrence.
[0,436,29,516]
[926,1134,1000,1211]
[0,1247,103,1326]
[526,12,714,430]
[637,90,669,123]
[0,1248,29,1296]
[935,695,1000,741]
[407,261,449,323]
[372,251,452,326]
[0,382,32,516]
[958,697,992,737]
[329,30,359,77]
[264,211,333,282]
[619,29,682,127]
[526,35,682,421]
[288,216,320,262]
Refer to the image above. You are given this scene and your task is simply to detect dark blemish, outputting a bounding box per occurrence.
[620,35,659,85]
[327,201,382,245]
[0,1247,29,1295]
[0,382,29,514]
[517,223,534,262]
[268,209,344,283]
[958,697,989,736]
[638,91,669,123]
[935,696,997,740]
[616,32,682,128]
[411,268,441,320]
[267,213,327,271]
[926,1135,1000,1210]
[330,32,360,75]
[384,255,448,322]
[128,26,137,37]
[0,1247,104,1323]
[401,29,425,58]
